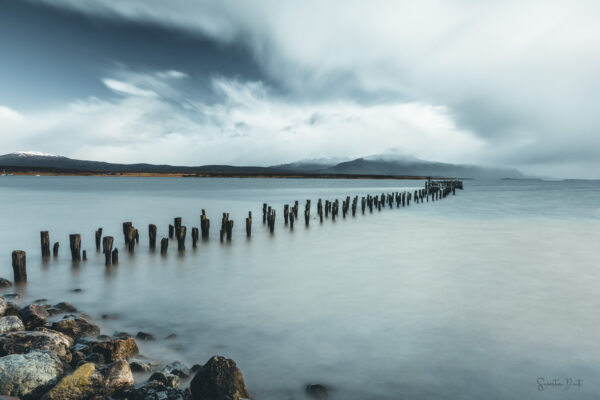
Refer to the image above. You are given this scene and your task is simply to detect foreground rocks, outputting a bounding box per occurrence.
[0,350,65,399]
[190,356,250,400]
[0,298,252,400]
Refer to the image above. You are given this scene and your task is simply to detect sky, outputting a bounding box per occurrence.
[0,0,599,178]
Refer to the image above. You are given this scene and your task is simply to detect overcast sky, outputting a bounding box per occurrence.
[1,1,598,178]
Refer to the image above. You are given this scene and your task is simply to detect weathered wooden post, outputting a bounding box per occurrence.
[201,212,210,239]
[176,226,187,251]
[305,200,311,226]
[246,212,252,237]
[317,199,323,223]
[12,250,26,283]
[263,203,267,224]
[149,224,157,249]
[95,228,103,251]
[69,234,81,261]
[226,220,234,240]
[122,222,132,245]
[284,205,290,225]
[103,236,114,265]
[289,210,294,229]
[168,224,174,239]
[82,250,87,261]
[127,226,137,252]
[111,248,119,264]
[325,200,330,218]
[53,242,59,257]
[192,227,199,247]
[361,197,366,214]
[294,201,299,219]
[160,238,168,254]
[267,209,276,233]
[40,231,50,258]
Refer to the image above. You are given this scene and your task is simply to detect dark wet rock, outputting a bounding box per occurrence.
[114,331,133,339]
[71,343,90,354]
[50,315,100,340]
[0,315,25,334]
[72,288,82,293]
[1,301,20,317]
[136,331,155,341]
[101,314,113,320]
[116,381,191,400]
[165,333,177,340]
[162,361,191,378]
[2,293,20,300]
[0,350,66,399]
[43,362,105,400]
[129,357,157,373]
[19,304,50,330]
[0,277,12,288]
[0,328,73,362]
[191,364,202,373]
[305,384,330,399]
[149,371,180,388]
[83,352,106,365]
[33,298,48,303]
[47,302,78,316]
[0,297,7,317]
[190,355,250,400]
[103,359,134,393]
[88,335,139,362]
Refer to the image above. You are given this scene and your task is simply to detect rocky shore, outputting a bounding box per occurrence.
[0,281,250,400]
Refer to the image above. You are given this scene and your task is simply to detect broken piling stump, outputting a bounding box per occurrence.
[127,226,137,252]
[192,227,199,247]
[160,238,168,254]
[168,224,174,239]
[200,212,210,239]
[176,226,187,251]
[69,234,81,262]
[95,228,103,251]
[53,242,59,257]
[246,212,252,237]
[122,222,132,245]
[12,250,26,283]
[149,224,157,249]
[103,236,114,265]
[111,248,119,264]
[40,231,50,258]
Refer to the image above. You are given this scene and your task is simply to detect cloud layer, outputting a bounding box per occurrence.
[5,0,600,177]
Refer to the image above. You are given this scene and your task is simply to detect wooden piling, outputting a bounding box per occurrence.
[53,242,59,257]
[127,226,137,252]
[168,224,174,239]
[246,212,252,237]
[122,222,132,245]
[263,203,267,224]
[40,231,50,258]
[82,250,87,261]
[160,238,168,254]
[294,201,299,219]
[69,234,81,262]
[226,220,234,240]
[192,227,199,247]
[267,209,276,233]
[284,205,289,225]
[289,210,294,229]
[201,214,210,239]
[176,225,187,251]
[149,224,157,249]
[12,250,26,283]
[305,200,311,226]
[95,228,103,251]
[111,248,119,264]
[102,236,114,265]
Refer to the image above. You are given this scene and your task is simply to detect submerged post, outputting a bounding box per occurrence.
[95,228,103,251]
[149,224,157,249]
[192,227,199,248]
[127,226,137,252]
[111,248,119,264]
[201,212,210,239]
[12,250,26,283]
[69,234,81,261]
[246,212,252,237]
[176,225,187,251]
[103,236,114,265]
[40,231,50,258]
[168,224,174,239]
[160,238,168,254]
[53,242,59,257]
[122,222,132,245]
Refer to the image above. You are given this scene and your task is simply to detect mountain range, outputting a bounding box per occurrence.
[0,151,526,179]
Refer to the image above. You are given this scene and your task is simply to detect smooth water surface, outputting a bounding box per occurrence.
[0,177,599,399]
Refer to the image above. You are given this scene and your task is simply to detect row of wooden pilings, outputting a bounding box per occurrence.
[10,180,462,283]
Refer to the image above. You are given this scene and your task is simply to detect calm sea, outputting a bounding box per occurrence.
[1,176,599,399]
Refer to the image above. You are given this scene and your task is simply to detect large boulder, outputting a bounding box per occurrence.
[0,278,12,289]
[162,361,191,378]
[0,350,66,399]
[81,335,139,362]
[42,362,105,400]
[148,371,180,388]
[0,328,74,363]
[189,356,250,400]
[0,315,25,334]
[103,360,134,393]
[19,304,50,330]
[50,316,100,340]
[47,302,77,316]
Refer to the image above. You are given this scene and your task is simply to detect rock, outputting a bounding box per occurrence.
[116,381,191,400]
[72,288,82,293]
[136,331,155,341]
[43,362,105,400]
[83,352,105,365]
[47,302,77,316]
[33,298,48,303]
[0,328,74,363]
[189,355,250,400]
[104,359,134,393]
[129,358,157,373]
[0,297,6,316]
[1,302,20,317]
[50,316,100,340]
[0,350,66,399]
[0,278,12,288]
[19,304,50,330]
[162,361,191,378]
[1,293,19,300]
[114,331,133,339]
[0,315,25,334]
[305,384,330,399]
[89,335,139,362]
[149,371,180,388]
[191,364,202,373]
[165,333,177,340]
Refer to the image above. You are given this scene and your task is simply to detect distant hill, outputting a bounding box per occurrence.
[0,151,525,179]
